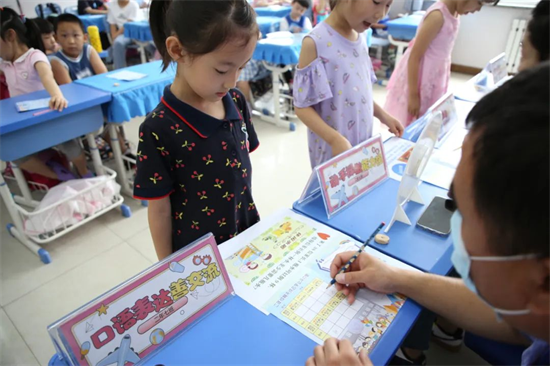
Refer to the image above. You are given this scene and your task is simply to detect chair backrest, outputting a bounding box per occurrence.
[64,6,79,15]
[35,3,62,18]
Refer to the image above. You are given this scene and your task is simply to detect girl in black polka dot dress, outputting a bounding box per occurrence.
[134,0,261,260]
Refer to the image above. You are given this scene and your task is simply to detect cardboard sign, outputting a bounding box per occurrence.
[316,135,388,218]
[429,92,457,147]
[487,53,508,85]
[48,234,232,366]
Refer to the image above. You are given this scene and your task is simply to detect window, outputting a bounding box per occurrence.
[497,0,538,8]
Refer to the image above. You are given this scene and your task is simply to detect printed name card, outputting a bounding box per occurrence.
[48,234,232,366]
[315,135,388,218]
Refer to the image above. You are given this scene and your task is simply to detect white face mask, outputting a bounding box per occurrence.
[450,210,538,318]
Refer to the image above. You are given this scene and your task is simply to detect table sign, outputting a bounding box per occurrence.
[47,234,232,366]
[299,135,388,219]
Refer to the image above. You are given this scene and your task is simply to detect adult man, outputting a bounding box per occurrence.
[306,63,550,366]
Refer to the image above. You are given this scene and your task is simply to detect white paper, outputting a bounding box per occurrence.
[16,97,50,112]
[219,209,358,314]
[420,148,462,189]
[106,70,147,81]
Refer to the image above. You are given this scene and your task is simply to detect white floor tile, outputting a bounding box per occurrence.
[0,219,124,307]
[4,243,151,366]
[126,227,158,264]
[97,198,149,240]
[0,308,40,366]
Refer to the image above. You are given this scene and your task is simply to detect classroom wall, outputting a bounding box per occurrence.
[1,0,78,16]
[451,5,531,69]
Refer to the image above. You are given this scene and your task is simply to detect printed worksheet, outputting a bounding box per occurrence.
[219,209,355,313]
[266,270,407,354]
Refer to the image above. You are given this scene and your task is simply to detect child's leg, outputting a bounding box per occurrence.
[103,125,129,154]
[17,156,58,179]
[58,140,90,177]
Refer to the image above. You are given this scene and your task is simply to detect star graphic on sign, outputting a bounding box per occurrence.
[96,304,109,317]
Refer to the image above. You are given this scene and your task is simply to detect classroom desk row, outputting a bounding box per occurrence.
[48,103,474,365]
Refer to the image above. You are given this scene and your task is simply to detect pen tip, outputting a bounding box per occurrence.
[325,284,332,289]
[381,222,386,226]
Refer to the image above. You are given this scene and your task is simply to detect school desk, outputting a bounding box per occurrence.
[257,16,282,36]
[386,12,423,65]
[0,83,129,263]
[49,264,423,366]
[78,14,108,33]
[75,61,176,198]
[254,4,292,17]
[123,21,154,64]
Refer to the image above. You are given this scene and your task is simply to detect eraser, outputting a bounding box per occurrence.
[374,234,390,245]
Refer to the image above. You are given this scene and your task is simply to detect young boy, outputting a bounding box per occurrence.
[50,13,107,82]
[107,0,139,69]
[34,17,59,55]
[279,0,312,34]
[51,13,134,162]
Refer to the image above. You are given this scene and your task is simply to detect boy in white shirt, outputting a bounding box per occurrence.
[279,0,312,33]
[107,0,139,69]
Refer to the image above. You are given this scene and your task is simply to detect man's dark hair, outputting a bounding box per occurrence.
[466,62,549,257]
[527,0,550,62]
[54,13,85,33]
[293,0,310,9]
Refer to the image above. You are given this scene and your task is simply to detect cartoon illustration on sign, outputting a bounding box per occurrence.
[96,335,140,366]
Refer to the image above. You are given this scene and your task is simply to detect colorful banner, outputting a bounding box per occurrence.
[48,234,232,366]
[316,135,388,217]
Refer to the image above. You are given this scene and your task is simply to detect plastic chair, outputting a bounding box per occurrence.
[464,332,525,365]
[63,6,78,15]
[35,3,62,18]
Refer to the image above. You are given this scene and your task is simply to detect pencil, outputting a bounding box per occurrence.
[326,222,385,289]
[33,109,54,116]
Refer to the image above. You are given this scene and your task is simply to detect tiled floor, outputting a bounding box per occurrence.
[1,73,488,366]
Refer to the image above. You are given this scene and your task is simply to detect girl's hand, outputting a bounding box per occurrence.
[330,135,352,157]
[408,92,421,119]
[49,95,68,111]
[381,112,404,137]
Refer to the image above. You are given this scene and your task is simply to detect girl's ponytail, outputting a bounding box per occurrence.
[0,7,45,52]
[23,18,45,52]
[149,0,172,70]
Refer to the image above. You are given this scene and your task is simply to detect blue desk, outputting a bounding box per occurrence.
[50,288,422,366]
[293,178,453,275]
[0,83,127,263]
[0,83,111,161]
[74,61,174,124]
[257,16,282,36]
[386,13,422,66]
[78,14,108,33]
[254,5,292,17]
[75,61,175,197]
[124,21,153,42]
[253,33,304,65]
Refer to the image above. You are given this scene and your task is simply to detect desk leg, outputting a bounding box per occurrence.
[0,173,50,263]
[10,162,33,205]
[136,41,147,64]
[259,62,296,131]
[388,35,409,68]
[108,124,132,196]
[86,133,105,176]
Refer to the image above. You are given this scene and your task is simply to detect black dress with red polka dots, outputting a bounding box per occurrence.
[134,85,260,252]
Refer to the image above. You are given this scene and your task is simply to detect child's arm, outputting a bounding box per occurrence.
[295,37,351,157]
[406,11,444,118]
[89,47,108,75]
[34,61,68,111]
[315,0,326,13]
[50,59,73,85]
[110,23,124,40]
[280,18,289,32]
[148,197,173,261]
[374,102,404,137]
